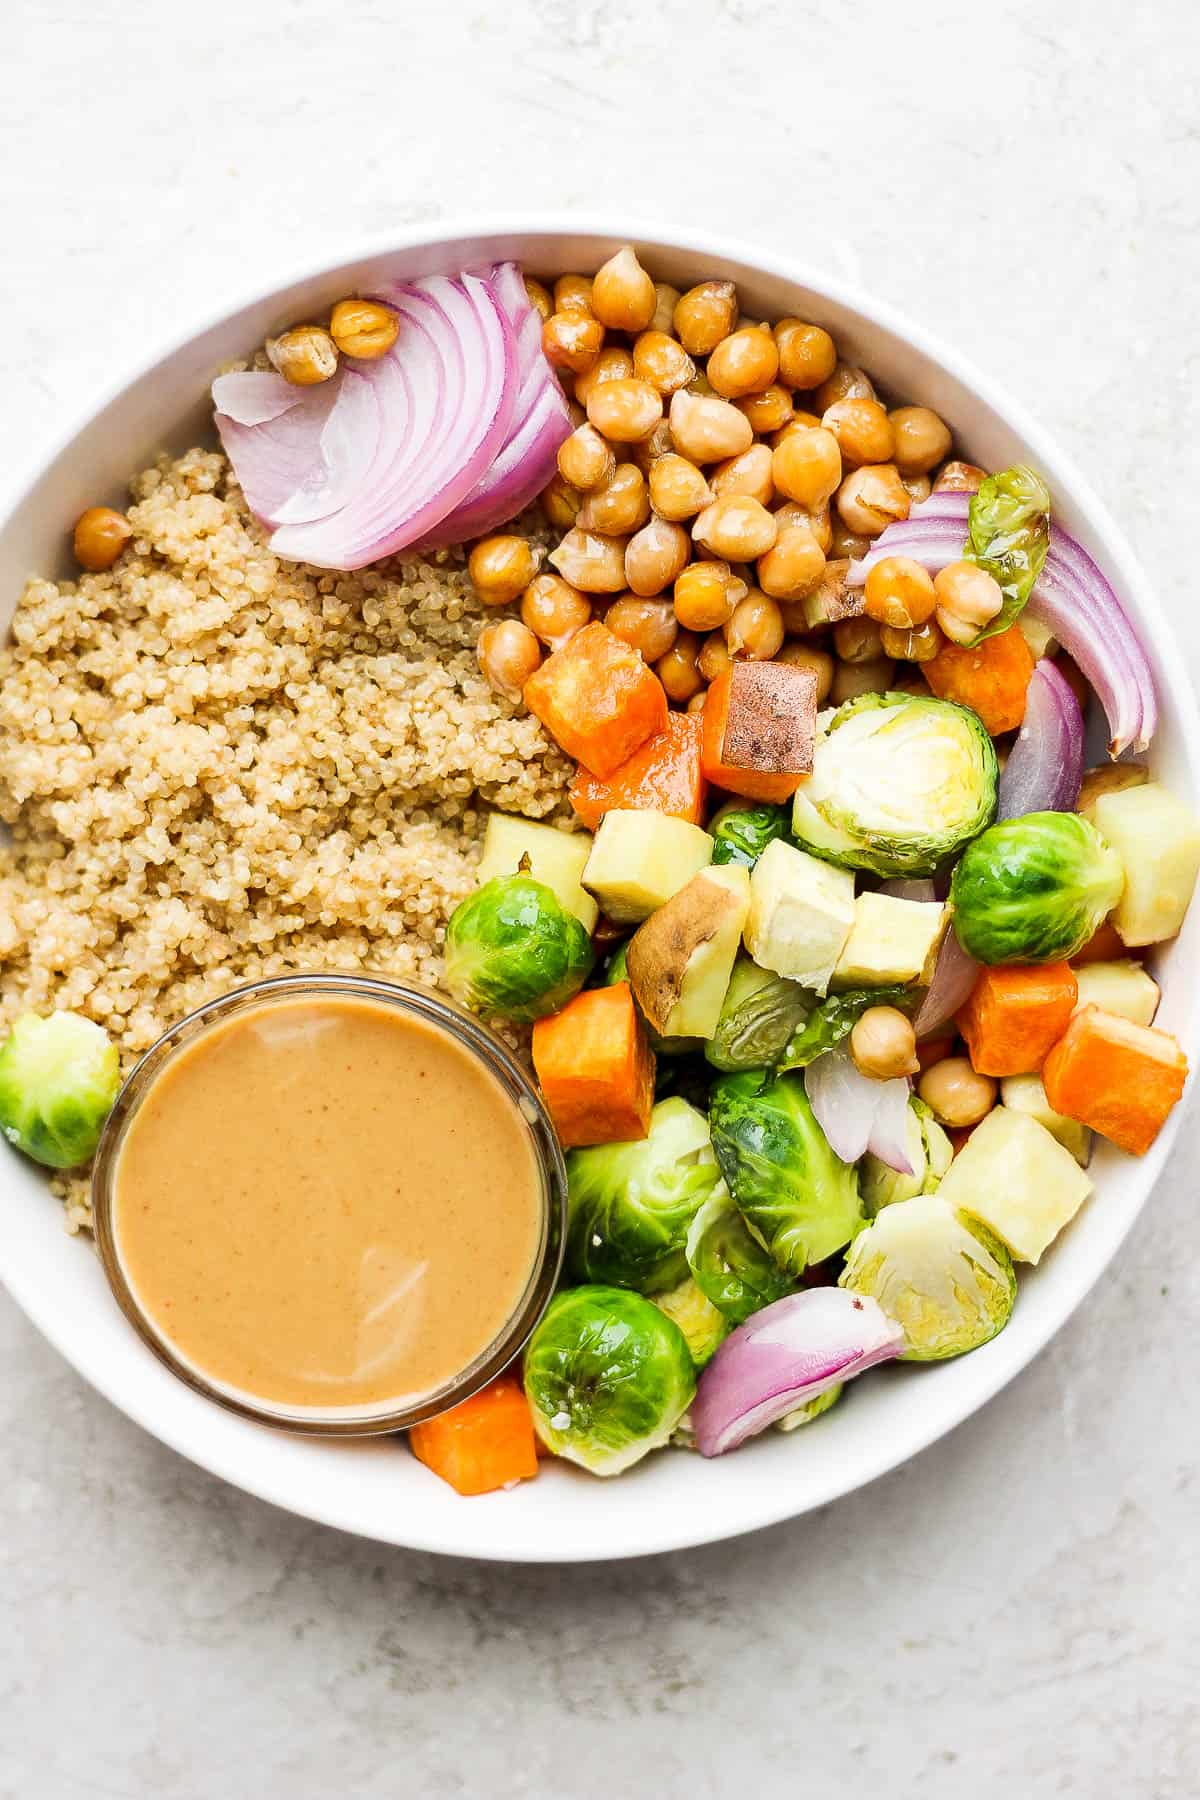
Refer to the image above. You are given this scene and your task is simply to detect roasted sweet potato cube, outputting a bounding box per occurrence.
[701,661,817,801]
[523,622,668,779]
[568,713,707,830]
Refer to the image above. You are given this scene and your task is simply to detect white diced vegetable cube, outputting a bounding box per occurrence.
[1073,960,1159,1027]
[832,893,948,989]
[743,839,855,995]
[998,1074,1092,1167]
[936,1105,1093,1263]
[478,814,597,931]
[582,809,713,925]
[1091,783,1200,948]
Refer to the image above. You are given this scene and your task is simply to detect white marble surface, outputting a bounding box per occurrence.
[3,1,1199,1793]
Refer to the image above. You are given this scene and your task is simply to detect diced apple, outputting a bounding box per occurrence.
[832,893,948,989]
[1090,782,1200,947]
[998,1073,1092,1167]
[936,1105,1093,1263]
[627,865,751,1039]
[582,809,713,925]
[743,838,856,995]
[477,813,597,932]
[1073,959,1159,1027]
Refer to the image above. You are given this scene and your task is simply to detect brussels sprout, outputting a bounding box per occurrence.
[950,811,1125,964]
[776,1380,844,1433]
[790,694,997,877]
[704,956,812,1072]
[839,1193,1016,1360]
[708,1070,863,1277]
[565,1097,723,1292]
[0,1011,120,1169]
[860,1098,952,1215]
[709,801,791,869]
[604,943,701,1057]
[652,1276,730,1367]
[685,1186,797,1323]
[777,983,913,1072]
[964,464,1052,643]
[444,873,594,1023]
[523,1284,696,1475]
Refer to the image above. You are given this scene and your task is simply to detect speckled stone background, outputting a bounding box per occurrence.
[2,2,1198,1794]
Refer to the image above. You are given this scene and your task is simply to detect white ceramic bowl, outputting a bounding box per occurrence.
[2,218,1196,1562]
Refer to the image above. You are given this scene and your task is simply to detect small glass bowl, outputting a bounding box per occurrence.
[91,972,566,1436]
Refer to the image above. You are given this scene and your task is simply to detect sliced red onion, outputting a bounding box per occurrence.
[692,1288,906,1456]
[914,930,979,1038]
[805,1045,914,1172]
[997,658,1084,818]
[846,490,1156,755]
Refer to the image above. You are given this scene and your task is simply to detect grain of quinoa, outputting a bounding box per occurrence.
[0,449,572,1228]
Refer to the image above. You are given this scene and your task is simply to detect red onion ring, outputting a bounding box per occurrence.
[914,930,979,1038]
[997,659,1084,819]
[805,1045,914,1173]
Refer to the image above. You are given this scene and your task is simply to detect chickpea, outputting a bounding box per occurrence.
[657,631,704,703]
[468,534,541,605]
[543,311,605,375]
[266,325,338,385]
[548,527,630,594]
[553,274,594,316]
[668,389,755,464]
[772,411,822,443]
[632,330,696,396]
[577,462,650,535]
[901,472,932,504]
[830,657,894,704]
[707,327,781,399]
[73,506,132,572]
[649,454,712,522]
[686,369,716,398]
[775,640,834,703]
[830,518,874,562]
[773,319,838,391]
[711,443,775,507]
[541,472,582,530]
[673,281,739,356]
[698,631,733,683]
[605,596,678,662]
[629,417,674,474]
[889,406,952,475]
[557,423,617,493]
[737,385,794,435]
[686,689,709,714]
[775,499,833,555]
[834,616,885,664]
[772,426,842,508]
[591,245,657,332]
[863,555,937,630]
[821,398,894,470]
[758,525,826,601]
[726,591,785,661]
[520,574,592,649]
[933,560,1004,642]
[586,377,663,444]
[477,618,542,704]
[674,562,737,633]
[693,495,777,562]
[328,298,400,360]
[523,276,553,320]
[836,464,911,538]
[918,1057,997,1129]
[934,460,986,495]
[625,517,691,597]
[813,364,877,412]
[651,281,681,335]
[880,620,943,663]
[574,345,634,406]
[850,1006,919,1080]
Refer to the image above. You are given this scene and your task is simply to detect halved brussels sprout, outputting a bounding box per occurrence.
[839,1192,1016,1360]
[964,464,1052,643]
[776,1380,844,1433]
[709,801,791,869]
[777,983,912,1073]
[860,1098,952,1215]
[708,1070,863,1277]
[0,1011,120,1169]
[523,1284,696,1475]
[565,1097,723,1293]
[444,873,594,1023]
[652,1276,730,1367]
[951,811,1125,964]
[704,956,812,1073]
[685,1185,797,1323]
[790,693,997,877]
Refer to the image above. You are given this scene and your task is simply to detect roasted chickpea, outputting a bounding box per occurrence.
[697,631,733,683]
[651,281,681,335]
[830,518,874,562]
[772,426,842,508]
[934,460,987,495]
[775,640,834,703]
[605,596,678,662]
[833,615,885,664]
[328,298,400,360]
[668,389,755,464]
[591,245,657,332]
[673,281,738,356]
[813,364,877,412]
[540,472,582,530]
[266,325,338,385]
[830,657,894,704]
[73,506,132,572]
[774,499,833,555]
[773,319,838,391]
[543,311,605,375]
[686,689,709,714]
[889,406,952,475]
[625,518,691,597]
[771,411,822,443]
[674,562,737,633]
[632,330,696,396]
[726,591,785,660]
[918,1057,997,1129]
[468,534,541,605]
[586,377,663,444]
[711,443,775,507]
[693,495,777,562]
[523,276,553,320]
[707,327,781,399]
[520,574,592,649]
[822,398,894,470]
[836,464,911,537]
[576,462,650,535]
[863,555,937,630]
[736,385,794,434]
[757,525,826,601]
[557,423,617,493]
[933,560,1004,641]
[880,620,944,663]
[649,454,712,522]
[686,369,716,399]
[573,345,634,406]
[548,528,630,594]
[901,472,932,504]
[657,631,704,703]
[850,1006,919,1080]
[553,274,594,316]
[629,417,674,474]
[477,618,542,703]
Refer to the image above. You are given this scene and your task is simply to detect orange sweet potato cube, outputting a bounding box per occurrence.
[1042,1004,1189,1156]
[958,962,1078,1077]
[531,981,656,1149]
[523,622,668,779]
[568,712,708,830]
[701,661,817,802]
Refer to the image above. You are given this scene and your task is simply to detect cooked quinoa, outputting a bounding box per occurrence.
[0,448,572,1228]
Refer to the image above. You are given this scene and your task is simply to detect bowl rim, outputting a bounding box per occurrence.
[2,212,1197,1561]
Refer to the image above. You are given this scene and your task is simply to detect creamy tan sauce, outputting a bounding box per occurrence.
[113,997,541,1410]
